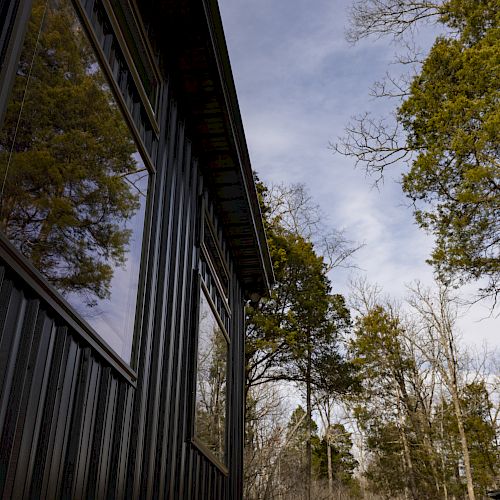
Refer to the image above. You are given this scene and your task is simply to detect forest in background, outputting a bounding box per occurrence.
[243,1,499,498]
[243,181,498,500]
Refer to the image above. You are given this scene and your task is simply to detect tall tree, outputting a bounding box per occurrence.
[336,0,500,303]
[407,283,478,500]
[399,2,500,301]
[351,304,439,499]
[437,381,499,497]
[244,384,288,500]
[245,179,357,499]
[349,280,447,499]
[245,180,355,401]
[314,420,359,497]
[349,278,499,498]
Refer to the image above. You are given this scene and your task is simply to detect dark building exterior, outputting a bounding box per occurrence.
[0,0,272,498]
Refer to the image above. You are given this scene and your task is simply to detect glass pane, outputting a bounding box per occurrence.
[109,0,158,108]
[0,0,148,363]
[195,289,228,464]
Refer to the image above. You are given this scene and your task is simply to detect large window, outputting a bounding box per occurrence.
[0,0,149,363]
[194,219,230,468]
[195,286,228,464]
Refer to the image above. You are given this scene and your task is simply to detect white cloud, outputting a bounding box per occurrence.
[219,0,499,348]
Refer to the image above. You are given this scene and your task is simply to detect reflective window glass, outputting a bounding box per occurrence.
[0,0,149,363]
[195,288,228,464]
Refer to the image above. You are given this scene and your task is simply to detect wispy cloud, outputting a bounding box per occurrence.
[219,0,499,347]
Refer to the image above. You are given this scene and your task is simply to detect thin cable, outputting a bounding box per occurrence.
[0,0,50,201]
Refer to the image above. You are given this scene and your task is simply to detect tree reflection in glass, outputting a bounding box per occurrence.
[195,289,228,464]
[0,0,148,362]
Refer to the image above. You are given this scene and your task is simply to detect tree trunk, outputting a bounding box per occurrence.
[395,386,419,500]
[408,284,477,500]
[439,400,449,500]
[450,390,475,500]
[441,311,475,500]
[399,422,419,500]
[306,344,312,500]
[326,432,333,498]
[262,410,308,500]
[398,371,442,497]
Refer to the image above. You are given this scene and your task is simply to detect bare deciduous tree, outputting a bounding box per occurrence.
[346,0,442,43]
[264,182,363,271]
[407,282,476,500]
[245,383,290,500]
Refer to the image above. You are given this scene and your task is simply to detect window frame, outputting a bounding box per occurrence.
[201,215,231,315]
[0,0,159,378]
[191,217,231,475]
[100,0,162,135]
[73,0,158,173]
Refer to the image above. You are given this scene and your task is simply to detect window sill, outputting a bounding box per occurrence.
[0,234,138,386]
[191,435,229,476]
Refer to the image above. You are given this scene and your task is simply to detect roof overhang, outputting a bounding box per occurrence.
[136,0,273,298]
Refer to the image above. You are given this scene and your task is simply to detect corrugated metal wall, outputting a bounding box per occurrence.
[0,0,246,498]
[0,272,135,498]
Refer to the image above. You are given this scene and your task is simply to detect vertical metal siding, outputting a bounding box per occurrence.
[0,0,246,498]
[0,271,136,499]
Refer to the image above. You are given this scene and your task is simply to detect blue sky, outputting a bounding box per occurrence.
[218,0,498,347]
